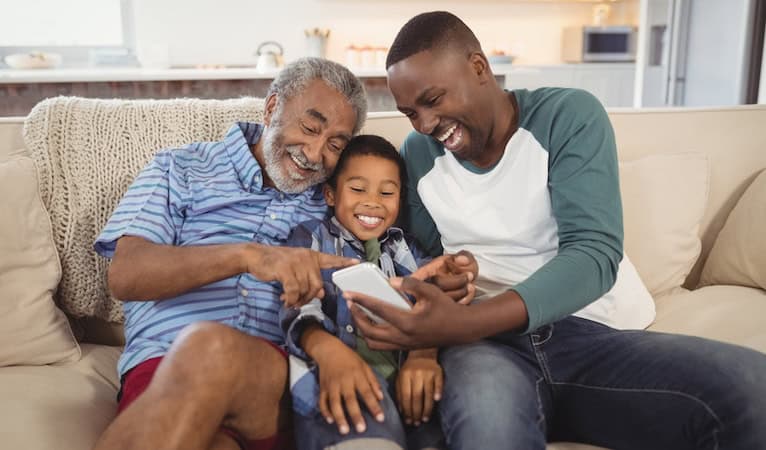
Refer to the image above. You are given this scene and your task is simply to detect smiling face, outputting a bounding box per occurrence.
[258,79,357,194]
[325,154,402,241]
[387,49,498,167]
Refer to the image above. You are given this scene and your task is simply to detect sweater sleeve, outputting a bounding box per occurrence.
[400,133,444,258]
[513,90,624,333]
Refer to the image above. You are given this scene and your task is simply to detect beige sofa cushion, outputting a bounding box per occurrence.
[0,156,80,366]
[619,153,708,297]
[699,170,766,290]
[649,285,766,353]
[0,344,121,450]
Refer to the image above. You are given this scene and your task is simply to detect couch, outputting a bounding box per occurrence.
[1,96,765,450]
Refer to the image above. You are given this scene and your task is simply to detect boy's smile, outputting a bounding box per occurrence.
[325,154,401,242]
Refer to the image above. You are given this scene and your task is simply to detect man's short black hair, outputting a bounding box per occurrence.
[386,11,482,69]
[326,135,406,191]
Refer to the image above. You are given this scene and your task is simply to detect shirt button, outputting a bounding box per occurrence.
[270,213,277,220]
[240,289,249,297]
[346,324,354,333]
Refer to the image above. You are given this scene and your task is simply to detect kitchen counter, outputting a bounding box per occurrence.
[0,63,636,117]
[0,63,634,84]
[0,66,395,84]
[0,65,451,84]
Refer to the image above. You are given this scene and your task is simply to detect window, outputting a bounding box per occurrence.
[0,0,135,67]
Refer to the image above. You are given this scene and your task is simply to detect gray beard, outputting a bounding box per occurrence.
[261,121,327,194]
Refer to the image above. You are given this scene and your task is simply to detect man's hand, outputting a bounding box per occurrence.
[396,348,442,426]
[242,244,358,307]
[346,274,530,351]
[346,276,472,350]
[307,332,385,435]
[412,250,479,304]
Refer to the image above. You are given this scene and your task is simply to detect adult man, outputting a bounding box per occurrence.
[348,11,766,450]
[93,58,366,450]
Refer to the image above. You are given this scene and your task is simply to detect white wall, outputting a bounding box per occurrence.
[131,0,639,68]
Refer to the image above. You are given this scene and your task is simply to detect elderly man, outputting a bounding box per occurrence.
[93,58,367,450]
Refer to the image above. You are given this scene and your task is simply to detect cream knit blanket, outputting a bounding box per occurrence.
[24,96,265,322]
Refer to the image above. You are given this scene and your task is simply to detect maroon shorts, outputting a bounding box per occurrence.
[117,339,292,450]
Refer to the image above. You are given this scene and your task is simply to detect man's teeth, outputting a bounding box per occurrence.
[291,154,311,170]
[356,214,382,225]
[438,124,457,142]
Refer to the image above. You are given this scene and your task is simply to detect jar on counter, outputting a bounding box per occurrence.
[345,45,361,68]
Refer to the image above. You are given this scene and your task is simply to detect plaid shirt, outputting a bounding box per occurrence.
[279,216,431,416]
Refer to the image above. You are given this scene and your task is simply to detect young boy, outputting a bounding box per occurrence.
[279,135,477,450]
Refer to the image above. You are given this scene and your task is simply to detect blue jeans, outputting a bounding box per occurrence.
[438,316,766,450]
[293,372,445,450]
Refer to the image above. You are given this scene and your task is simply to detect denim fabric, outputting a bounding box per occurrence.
[438,316,766,450]
[293,371,445,450]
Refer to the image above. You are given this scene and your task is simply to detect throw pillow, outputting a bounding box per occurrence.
[699,169,766,290]
[619,152,709,297]
[0,156,81,366]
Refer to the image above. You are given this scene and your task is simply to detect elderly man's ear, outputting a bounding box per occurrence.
[263,93,278,126]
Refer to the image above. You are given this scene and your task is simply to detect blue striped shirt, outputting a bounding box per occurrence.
[94,122,329,377]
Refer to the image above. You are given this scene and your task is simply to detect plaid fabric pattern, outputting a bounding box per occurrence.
[280,216,431,415]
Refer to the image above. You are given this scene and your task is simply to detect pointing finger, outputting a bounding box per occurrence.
[318,253,360,269]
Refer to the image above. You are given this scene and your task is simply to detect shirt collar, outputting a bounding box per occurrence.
[223,122,265,190]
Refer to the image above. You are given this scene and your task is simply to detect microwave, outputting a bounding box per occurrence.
[562,26,637,63]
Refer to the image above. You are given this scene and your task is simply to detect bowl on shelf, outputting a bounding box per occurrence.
[4,52,63,69]
[488,54,516,65]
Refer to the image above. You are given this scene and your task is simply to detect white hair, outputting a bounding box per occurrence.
[266,57,367,134]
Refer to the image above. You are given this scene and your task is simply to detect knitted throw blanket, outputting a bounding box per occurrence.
[23,96,265,322]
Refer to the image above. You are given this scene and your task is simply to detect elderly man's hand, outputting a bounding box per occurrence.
[242,243,358,307]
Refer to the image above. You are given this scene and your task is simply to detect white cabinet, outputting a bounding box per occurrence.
[503,66,576,90]
[502,64,635,107]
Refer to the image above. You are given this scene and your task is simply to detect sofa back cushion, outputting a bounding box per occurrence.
[608,106,766,288]
[618,153,709,297]
[0,118,26,159]
[699,169,766,290]
[0,156,81,366]
[23,97,264,322]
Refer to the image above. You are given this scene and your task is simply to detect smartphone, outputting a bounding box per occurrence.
[332,262,412,323]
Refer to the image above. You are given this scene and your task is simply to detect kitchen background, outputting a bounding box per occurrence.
[1,0,764,117]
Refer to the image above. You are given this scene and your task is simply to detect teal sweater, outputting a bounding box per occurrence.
[400,88,624,333]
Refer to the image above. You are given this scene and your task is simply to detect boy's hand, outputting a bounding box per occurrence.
[312,335,385,435]
[396,348,443,426]
[412,250,479,304]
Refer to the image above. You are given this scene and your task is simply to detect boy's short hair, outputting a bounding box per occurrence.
[326,135,406,191]
[386,11,482,69]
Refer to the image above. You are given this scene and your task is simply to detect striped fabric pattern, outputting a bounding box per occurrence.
[94,122,329,377]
